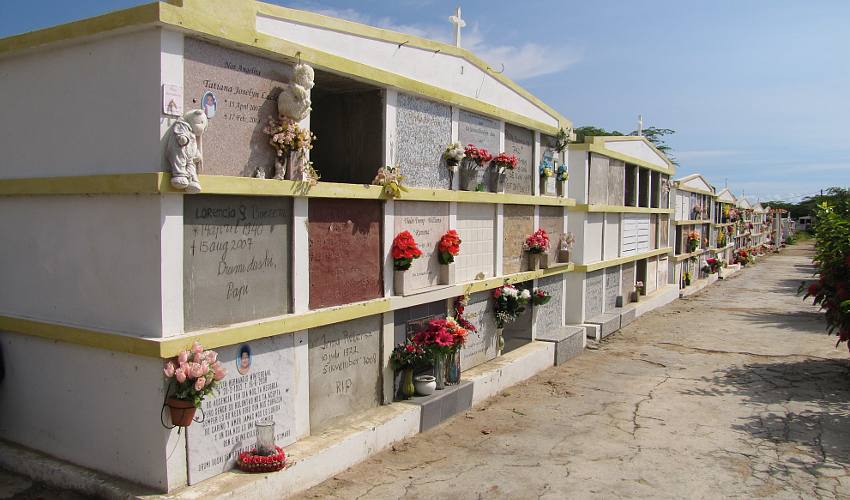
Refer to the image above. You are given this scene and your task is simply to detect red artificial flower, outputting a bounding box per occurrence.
[807,283,820,296]
[493,288,502,298]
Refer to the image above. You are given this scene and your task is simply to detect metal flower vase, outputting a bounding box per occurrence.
[446,349,461,385]
[434,354,446,390]
[458,159,479,191]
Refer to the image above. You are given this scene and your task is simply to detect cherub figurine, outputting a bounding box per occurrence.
[165,109,208,193]
[277,63,315,122]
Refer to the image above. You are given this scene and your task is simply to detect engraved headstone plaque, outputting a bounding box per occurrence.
[584,270,604,319]
[503,205,534,274]
[395,93,452,189]
[460,291,499,369]
[394,201,449,291]
[534,274,563,334]
[604,266,620,311]
[503,123,534,195]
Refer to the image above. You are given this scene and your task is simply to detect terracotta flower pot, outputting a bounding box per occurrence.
[167,398,197,427]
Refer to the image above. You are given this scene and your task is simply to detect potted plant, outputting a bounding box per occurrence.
[460,144,491,191]
[706,257,720,274]
[437,229,461,285]
[489,152,517,193]
[524,229,551,270]
[372,165,408,198]
[687,230,700,253]
[556,164,569,197]
[263,116,317,182]
[411,318,468,390]
[390,341,427,400]
[492,284,531,354]
[539,157,556,196]
[557,232,575,263]
[392,231,423,295]
[531,288,551,306]
[162,341,226,427]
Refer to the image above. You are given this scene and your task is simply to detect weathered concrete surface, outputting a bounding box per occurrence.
[299,243,850,499]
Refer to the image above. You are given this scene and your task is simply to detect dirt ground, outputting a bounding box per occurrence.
[299,242,850,499]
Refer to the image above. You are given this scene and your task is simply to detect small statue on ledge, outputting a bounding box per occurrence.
[165,109,208,193]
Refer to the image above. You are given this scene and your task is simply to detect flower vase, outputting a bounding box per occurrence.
[556,180,566,197]
[458,160,478,191]
[434,354,446,390]
[496,328,505,355]
[539,252,550,269]
[166,398,197,427]
[287,152,307,181]
[446,349,461,385]
[631,290,640,303]
[528,252,541,271]
[489,169,506,193]
[557,249,571,264]
[394,270,414,296]
[540,176,556,196]
[402,367,415,400]
[439,263,455,285]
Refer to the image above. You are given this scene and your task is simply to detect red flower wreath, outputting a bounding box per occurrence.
[237,446,287,473]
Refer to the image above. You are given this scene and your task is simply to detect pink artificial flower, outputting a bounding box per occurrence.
[191,341,204,354]
[192,363,205,379]
[194,377,206,391]
[178,350,189,364]
[205,351,218,363]
[175,366,187,383]
[200,361,210,375]
[163,361,175,378]
[193,352,202,363]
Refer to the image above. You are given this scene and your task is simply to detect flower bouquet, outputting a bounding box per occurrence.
[633,280,645,301]
[373,165,408,198]
[538,155,556,196]
[162,341,226,427]
[392,231,423,295]
[390,342,428,399]
[443,142,465,168]
[263,116,317,182]
[237,446,286,473]
[687,230,700,253]
[524,229,551,269]
[493,284,531,343]
[412,318,468,389]
[459,144,492,191]
[437,229,461,285]
[489,152,517,193]
[706,257,720,273]
[531,288,551,306]
[556,165,569,197]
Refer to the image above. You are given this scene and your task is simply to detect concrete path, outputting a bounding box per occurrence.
[299,242,850,499]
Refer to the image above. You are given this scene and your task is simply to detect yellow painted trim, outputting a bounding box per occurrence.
[673,249,708,262]
[0,264,575,358]
[570,142,675,176]
[674,219,712,226]
[572,204,673,214]
[711,222,735,227]
[674,186,715,196]
[572,247,672,272]
[0,174,577,207]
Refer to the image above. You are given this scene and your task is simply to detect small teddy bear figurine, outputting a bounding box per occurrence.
[165,109,208,193]
[277,63,315,122]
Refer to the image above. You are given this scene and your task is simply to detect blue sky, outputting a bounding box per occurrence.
[2,1,847,203]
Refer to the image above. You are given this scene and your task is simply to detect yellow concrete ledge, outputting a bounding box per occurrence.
[572,247,672,272]
[0,173,577,207]
[572,204,673,214]
[673,249,708,262]
[674,219,712,225]
[0,264,574,358]
[712,222,736,227]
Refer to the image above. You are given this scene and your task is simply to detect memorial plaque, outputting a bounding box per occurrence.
[538,206,565,262]
[309,315,382,432]
[394,201,449,291]
[395,93,452,189]
[309,199,382,309]
[183,38,293,177]
[187,335,296,484]
[503,123,534,195]
[588,153,609,204]
[503,205,534,274]
[608,159,626,206]
[621,262,636,304]
[584,270,604,319]
[460,291,499,369]
[456,203,496,282]
[646,257,658,293]
[458,110,500,190]
[604,266,620,311]
[184,196,291,331]
[534,274,563,334]
[393,300,447,345]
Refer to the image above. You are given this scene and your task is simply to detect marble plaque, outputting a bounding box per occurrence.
[621,262,636,304]
[503,280,533,343]
[187,335,296,484]
[604,266,620,311]
[538,206,565,262]
[460,291,499,369]
[309,199,382,309]
[458,110,499,190]
[584,270,604,319]
[183,38,293,177]
[456,203,495,282]
[394,201,449,291]
[646,257,658,293]
[308,315,382,432]
[395,93,452,189]
[588,154,609,205]
[184,196,291,331]
[534,274,563,334]
[393,300,447,345]
[504,123,534,195]
[608,159,625,206]
[503,205,534,274]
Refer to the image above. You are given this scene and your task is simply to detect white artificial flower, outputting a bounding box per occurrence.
[503,286,518,298]
[520,289,531,300]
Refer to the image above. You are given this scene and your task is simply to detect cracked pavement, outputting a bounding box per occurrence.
[299,242,850,499]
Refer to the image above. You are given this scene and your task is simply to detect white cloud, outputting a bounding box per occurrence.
[286,3,579,81]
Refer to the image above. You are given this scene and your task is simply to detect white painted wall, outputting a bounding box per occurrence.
[583,213,604,264]
[0,195,171,337]
[603,140,668,169]
[0,29,164,178]
[567,150,589,204]
[0,333,184,490]
[255,15,559,128]
[603,213,620,260]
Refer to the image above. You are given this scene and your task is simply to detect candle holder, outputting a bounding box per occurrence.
[255,420,276,456]
[236,420,287,473]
